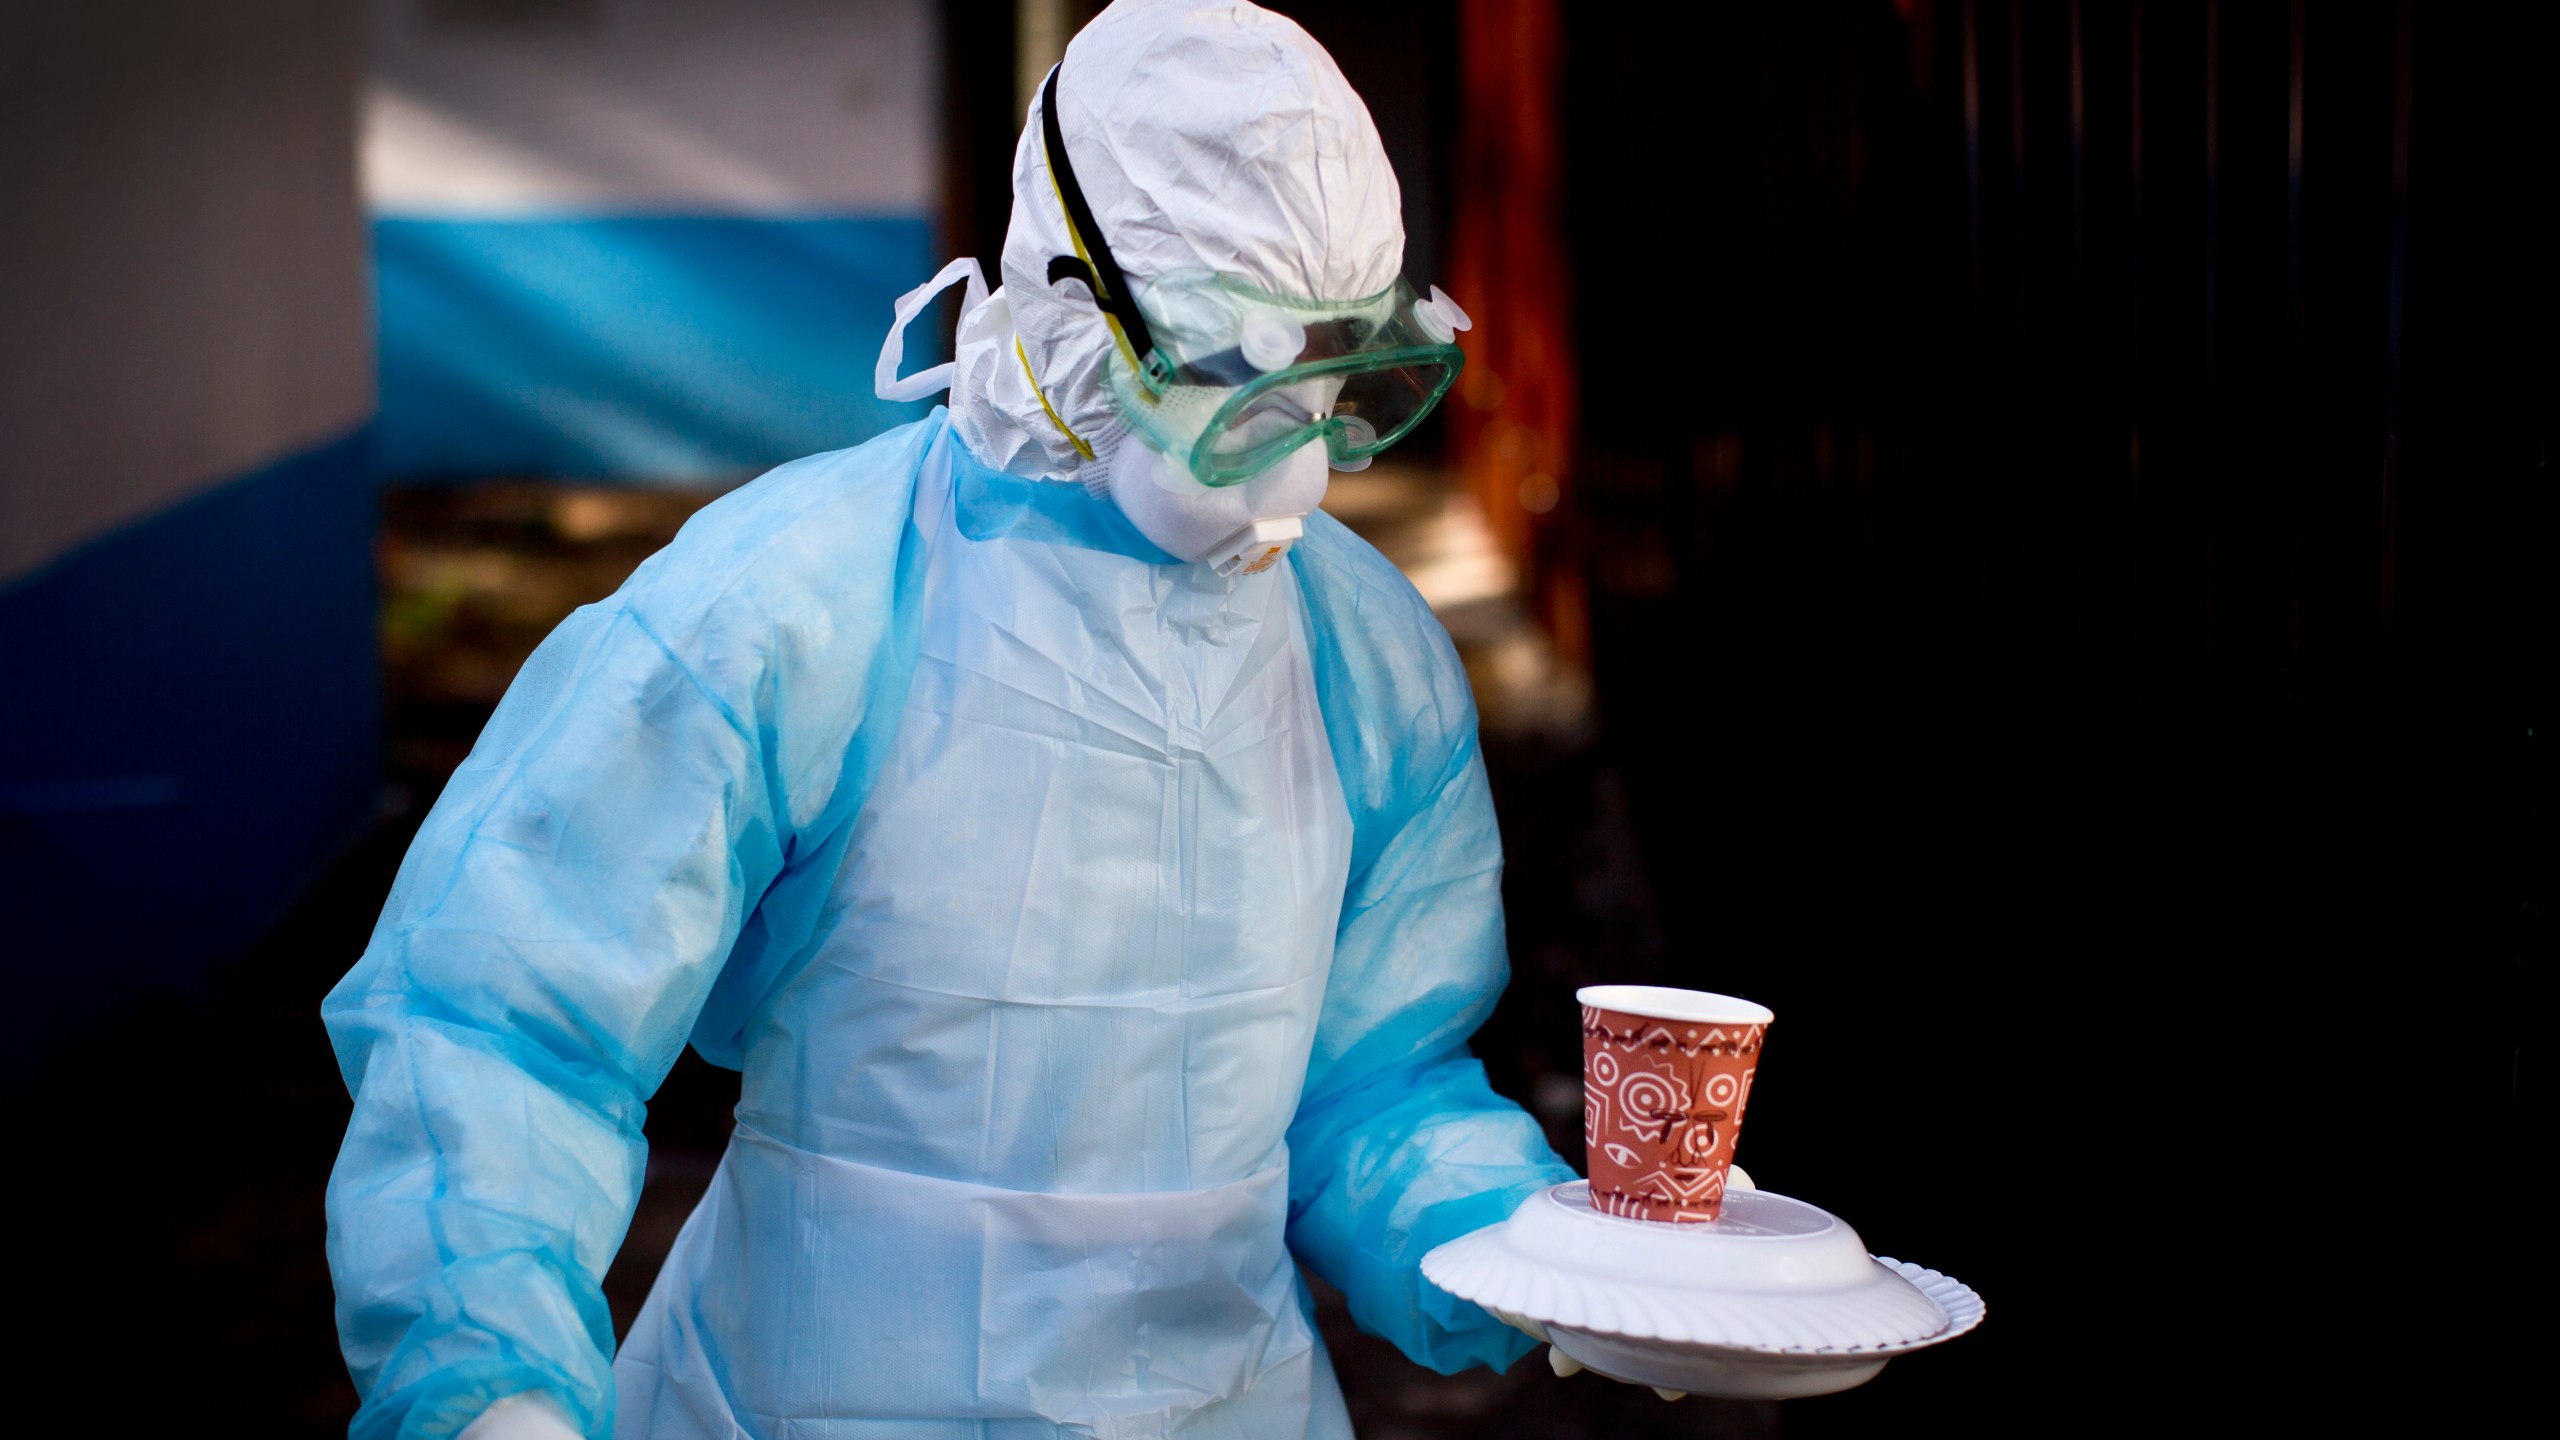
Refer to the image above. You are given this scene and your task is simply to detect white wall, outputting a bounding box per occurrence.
[0,1,373,583]
[364,0,938,216]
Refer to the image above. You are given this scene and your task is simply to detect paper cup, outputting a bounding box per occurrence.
[1579,985,1774,1223]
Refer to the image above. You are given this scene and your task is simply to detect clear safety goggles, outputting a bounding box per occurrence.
[1102,273,1471,489]
[1036,64,1472,490]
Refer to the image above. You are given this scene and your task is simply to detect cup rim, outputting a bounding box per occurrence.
[1577,985,1774,1025]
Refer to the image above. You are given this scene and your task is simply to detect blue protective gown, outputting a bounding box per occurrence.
[324,414,1575,1440]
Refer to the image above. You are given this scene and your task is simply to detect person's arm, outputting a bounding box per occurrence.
[323,424,933,1440]
[1277,538,1578,1373]
[323,598,784,1440]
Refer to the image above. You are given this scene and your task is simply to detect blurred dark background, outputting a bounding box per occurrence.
[0,1,2540,1436]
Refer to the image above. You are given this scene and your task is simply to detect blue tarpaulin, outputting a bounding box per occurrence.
[373,215,937,482]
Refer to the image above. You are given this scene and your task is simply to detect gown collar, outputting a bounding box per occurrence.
[946,424,1181,565]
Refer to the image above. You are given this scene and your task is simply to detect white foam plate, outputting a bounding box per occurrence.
[1421,1183,1985,1399]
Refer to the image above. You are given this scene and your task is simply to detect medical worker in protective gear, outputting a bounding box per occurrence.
[324,4,1589,1437]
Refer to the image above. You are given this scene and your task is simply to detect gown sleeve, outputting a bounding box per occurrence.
[322,421,935,1440]
[1281,514,1580,1375]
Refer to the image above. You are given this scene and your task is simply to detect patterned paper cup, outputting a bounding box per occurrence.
[1579,985,1775,1223]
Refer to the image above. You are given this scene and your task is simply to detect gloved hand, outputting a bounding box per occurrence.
[457,1393,582,1440]
[1496,1164,1757,1400]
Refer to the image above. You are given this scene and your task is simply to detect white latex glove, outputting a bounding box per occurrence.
[1497,1164,1757,1401]
[457,1393,581,1440]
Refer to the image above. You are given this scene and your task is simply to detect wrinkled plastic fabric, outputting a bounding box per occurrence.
[949,0,1406,486]
[324,413,1571,1440]
[616,415,1354,1439]
[1280,516,1578,1377]
[324,418,939,1440]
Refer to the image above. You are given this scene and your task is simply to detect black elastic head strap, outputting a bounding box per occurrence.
[1039,64,1160,370]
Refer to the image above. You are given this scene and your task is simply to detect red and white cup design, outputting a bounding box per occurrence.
[1579,985,1774,1224]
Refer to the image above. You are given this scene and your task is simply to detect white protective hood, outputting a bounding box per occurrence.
[898,0,1407,511]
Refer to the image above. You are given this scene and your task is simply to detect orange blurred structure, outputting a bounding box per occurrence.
[1450,0,1584,663]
